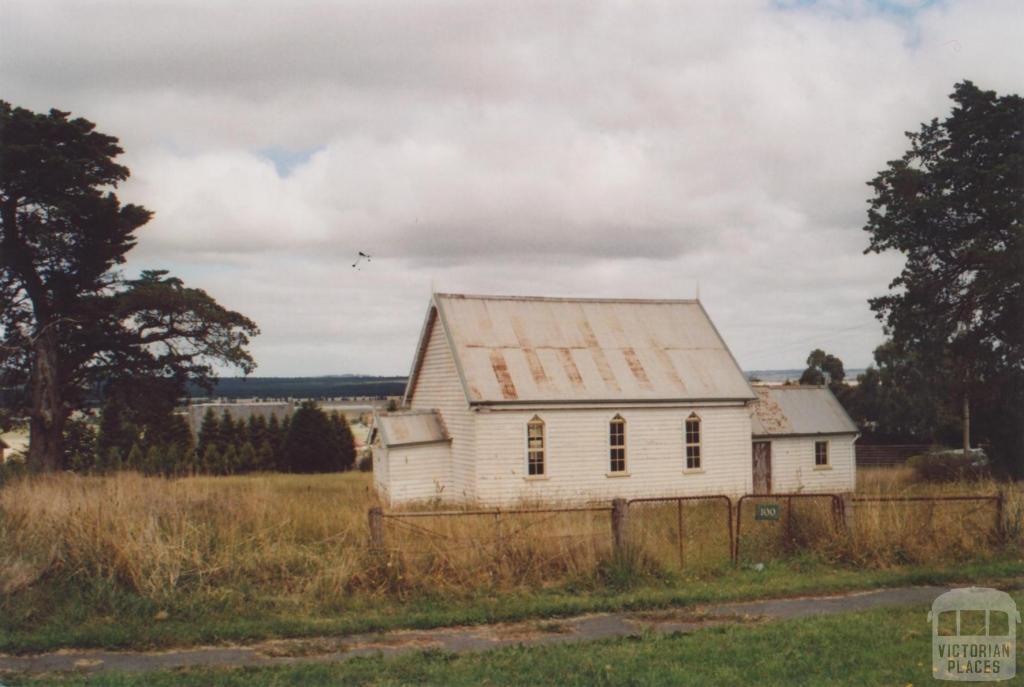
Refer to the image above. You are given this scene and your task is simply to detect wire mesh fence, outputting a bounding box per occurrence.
[370,491,1009,582]
[627,496,733,571]
[734,493,845,564]
[847,495,1004,564]
[375,506,614,590]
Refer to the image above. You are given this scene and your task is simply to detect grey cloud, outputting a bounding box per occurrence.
[2,0,1021,374]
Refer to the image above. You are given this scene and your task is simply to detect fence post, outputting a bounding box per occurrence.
[840,493,854,532]
[612,498,629,556]
[368,506,384,553]
[995,491,1005,543]
[677,499,685,567]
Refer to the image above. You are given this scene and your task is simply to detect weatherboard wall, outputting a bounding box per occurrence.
[373,443,451,505]
[406,310,476,501]
[765,435,856,494]
[472,405,752,506]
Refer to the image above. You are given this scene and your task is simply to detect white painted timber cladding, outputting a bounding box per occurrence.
[473,405,752,505]
[372,445,390,497]
[378,442,452,505]
[407,314,475,500]
[766,435,856,493]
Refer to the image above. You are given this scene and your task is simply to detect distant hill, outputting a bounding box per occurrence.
[188,376,407,400]
[185,369,869,401]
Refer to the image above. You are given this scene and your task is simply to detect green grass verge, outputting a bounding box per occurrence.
[10,593,1024,686]
[2,556,1022,655]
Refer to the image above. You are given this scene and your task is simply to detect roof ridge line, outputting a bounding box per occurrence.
[434,292,700,304]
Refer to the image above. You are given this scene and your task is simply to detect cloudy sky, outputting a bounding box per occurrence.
[2,0,1021,376]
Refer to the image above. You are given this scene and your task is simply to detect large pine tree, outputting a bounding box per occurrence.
[864,81,1023,475]
[0,103,258,470]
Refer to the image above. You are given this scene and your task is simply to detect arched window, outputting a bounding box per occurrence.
[684,413,701,470]
[527,415,545,476]
[609,414,626,473]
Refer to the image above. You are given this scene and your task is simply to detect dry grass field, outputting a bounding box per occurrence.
[1,467,1021,605]
[1,466,1022,655]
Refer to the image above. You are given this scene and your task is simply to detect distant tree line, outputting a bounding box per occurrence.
[62,399,355,476]
[186,376,407,401]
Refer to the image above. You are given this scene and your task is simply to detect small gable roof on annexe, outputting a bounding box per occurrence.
[405,293,756,406]
[750,385,858,437]
[373,410,450,448]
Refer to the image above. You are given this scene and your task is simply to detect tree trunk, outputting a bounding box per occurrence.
[27,327,65,471]
[962,392,971,459]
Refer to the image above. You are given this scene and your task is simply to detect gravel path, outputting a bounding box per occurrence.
[0,585,953,676]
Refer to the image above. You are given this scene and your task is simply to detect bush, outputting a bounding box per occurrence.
[357,453,373,472]
[0,459,27,486]
[907,449,990,482]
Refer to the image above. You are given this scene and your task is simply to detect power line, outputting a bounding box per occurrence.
[744,320,882,360]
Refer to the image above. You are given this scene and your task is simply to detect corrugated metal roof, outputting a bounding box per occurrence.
[375,410,450,447]
[750,385,858,436]
[430,293,755,404]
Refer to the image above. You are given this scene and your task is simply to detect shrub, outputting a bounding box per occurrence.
[907,449,990,483]
[357,453,373,472]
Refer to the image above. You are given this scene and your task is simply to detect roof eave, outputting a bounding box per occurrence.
[469,396,756,408]
[401,301,440,407]
[753,431,860,439]
[382,437,453,449]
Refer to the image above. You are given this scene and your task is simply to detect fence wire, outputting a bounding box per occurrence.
[627,496,733,570]
[377,507,614,588]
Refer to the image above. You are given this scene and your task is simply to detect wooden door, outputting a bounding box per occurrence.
[752,441,771,495]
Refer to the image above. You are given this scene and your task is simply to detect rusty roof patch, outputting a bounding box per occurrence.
[621,347,652,389]
[750,387,792,435]
[578,318,621,392]
[523,348,551,390]
[489,349,518,400]
[556,348,585,389]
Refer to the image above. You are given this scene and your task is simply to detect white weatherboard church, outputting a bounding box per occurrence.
[371,293,858,506]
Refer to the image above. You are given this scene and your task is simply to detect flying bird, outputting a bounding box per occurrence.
[352,251,372,269]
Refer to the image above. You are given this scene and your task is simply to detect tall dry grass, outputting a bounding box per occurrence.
[1,468,1021,604]
[842,466,1024,566]
[0,472,377,600]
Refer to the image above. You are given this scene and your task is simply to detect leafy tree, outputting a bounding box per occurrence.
[864,81,1023,474]
[329,411,357,471]
[798,349,846,388]
[163,443,183,477]
[163,414,194,455]
[256,440,274,471]
[201,444,221,475]
[221,444,239,475]
[266,413,283,469]
[248,414,268,449]
[144,444,163,476]
[0,103,259,471]
[219,410,238,450]
[841,340,960,444]
[283,401,347,473]
[96,396,137,462]
[126,443,144,472]
[63,415,97,471]
[238,442,256,473]
[197,408,221,459]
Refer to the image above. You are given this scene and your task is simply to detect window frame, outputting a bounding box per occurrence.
[608,414,627,475]
[814,439,830,468]
[684,413,702,471]
[525,415,546,478]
